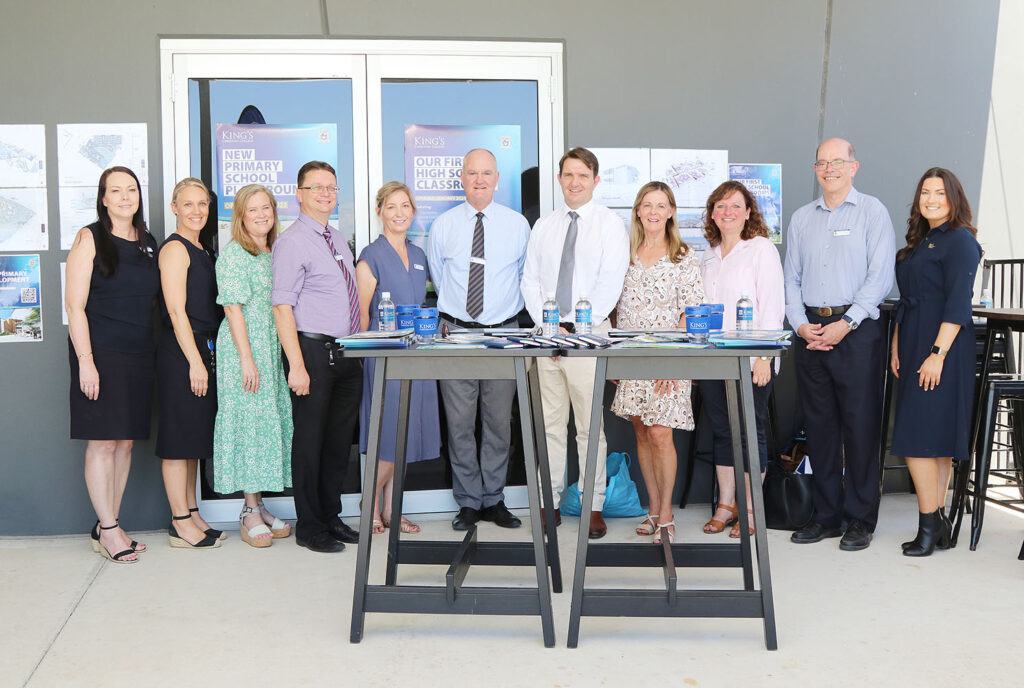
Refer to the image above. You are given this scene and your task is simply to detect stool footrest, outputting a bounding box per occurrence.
[579,589,765,618]
[366,585,543,615]
[584,542,744,568]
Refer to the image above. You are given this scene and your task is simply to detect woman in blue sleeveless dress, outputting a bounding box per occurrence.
[891,168,982,557]
[355,182,441,534]
[66,166,158,564]
[156,178,224,549]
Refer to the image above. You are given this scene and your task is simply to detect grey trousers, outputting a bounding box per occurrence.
[439,377,517,510]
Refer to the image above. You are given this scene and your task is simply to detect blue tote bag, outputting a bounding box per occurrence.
[561,452,647,518]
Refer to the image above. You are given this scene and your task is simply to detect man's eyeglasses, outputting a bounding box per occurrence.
[298,185,340,194]
[813,159,855,169]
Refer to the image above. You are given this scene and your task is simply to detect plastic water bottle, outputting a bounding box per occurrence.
[736,290,754,331]
[574,296,593,335]
[378,291,396,331]
[542,292,559,337]
[980,288,993,309]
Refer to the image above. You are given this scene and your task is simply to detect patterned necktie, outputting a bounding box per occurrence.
[556,211,579,316]
[322,228,360,333]
[466,211,485,320]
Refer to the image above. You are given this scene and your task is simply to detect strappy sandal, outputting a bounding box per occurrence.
[730,511,755,539]
[92,520,146,553]
[169,514,221,549]
[703,504,738,534]
[189,507,226,541]
[636,514,659,536]
[654,521,675,545]
[96,523,138,564]
[382,516,421,534]
[371,518,385,534]
[257,500,291,538]
[239,506,273,548]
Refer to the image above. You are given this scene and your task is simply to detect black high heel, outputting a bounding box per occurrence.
[91,520,145,553]
[96,523,139,563]
[168,514,221,549]
[903,510,943,557]
[189,507,225,541]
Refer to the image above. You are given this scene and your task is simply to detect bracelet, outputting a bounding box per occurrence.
[78,352,93,359]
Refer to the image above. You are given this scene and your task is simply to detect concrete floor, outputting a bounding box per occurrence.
[4,493,1024,688]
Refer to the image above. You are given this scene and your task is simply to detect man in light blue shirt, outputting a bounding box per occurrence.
[426,148,531,531]
[783,137,895,551]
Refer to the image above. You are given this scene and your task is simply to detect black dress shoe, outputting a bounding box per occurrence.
[452,507,480,531]
[791,521,843,544]
[297,532,346,553]
[839,520,873,551]
[328,519,359,544]
[479,501,522,528]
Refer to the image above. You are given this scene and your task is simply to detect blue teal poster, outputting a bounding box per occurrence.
[215,123,339,225]
[729,163,782,244]
[0,253,42,342]
[404,124,521,249]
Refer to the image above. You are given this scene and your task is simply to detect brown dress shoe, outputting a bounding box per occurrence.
[588,511,607,539]
[540,507,561,526]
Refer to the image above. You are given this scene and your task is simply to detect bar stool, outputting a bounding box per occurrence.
[953,373,1024,550]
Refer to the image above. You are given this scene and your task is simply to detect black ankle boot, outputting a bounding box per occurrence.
[903,510,942,557]
[937,507,953,550]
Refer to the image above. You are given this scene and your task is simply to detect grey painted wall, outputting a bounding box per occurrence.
[0,0,999,534]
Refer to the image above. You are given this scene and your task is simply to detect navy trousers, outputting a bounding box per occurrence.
[794,314,885,531]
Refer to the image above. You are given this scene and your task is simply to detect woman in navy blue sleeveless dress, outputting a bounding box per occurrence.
[355,182,441,534]
[156,178,224,549]
[66,166,158,563]
[891,168,982,557]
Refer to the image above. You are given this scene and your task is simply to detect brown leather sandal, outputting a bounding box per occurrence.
[703,503,738,534]
[730,510,755,538]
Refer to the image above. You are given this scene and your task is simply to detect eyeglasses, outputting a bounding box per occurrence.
[813,159,855,169]
[298,185,340,194]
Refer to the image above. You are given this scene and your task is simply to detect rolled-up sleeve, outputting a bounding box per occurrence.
[848,201,896,325]
[271,235,305,307]
[941,229,983,326]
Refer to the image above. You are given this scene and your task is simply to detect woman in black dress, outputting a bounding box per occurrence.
[65,166,158,564]
[891,168,982,557]
[157,178,224,549]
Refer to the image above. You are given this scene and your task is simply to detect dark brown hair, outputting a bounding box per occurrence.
[94,166,150,277]
[897,167,978,262]
[297,160,337,188]
[702,180,770,248]
[558,147,599,176]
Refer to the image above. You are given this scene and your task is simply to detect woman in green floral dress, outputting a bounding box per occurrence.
[213,184,293,547]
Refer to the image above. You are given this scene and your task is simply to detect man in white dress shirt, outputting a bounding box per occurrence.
[521,147,630,538]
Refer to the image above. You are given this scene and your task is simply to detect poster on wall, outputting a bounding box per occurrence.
[57,122,149,249]
[0,125,49,251]
[651,148,729,208]
[730,163,782,244]
[0,254,42,342]
[589,148,650,207]
[216,123,339,236]
[404,124,522,250]
[677,208,709,254]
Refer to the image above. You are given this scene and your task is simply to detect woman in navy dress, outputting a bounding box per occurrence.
[156,178,224,549]
[891,167,982,557]
[355,182,441,534]
[66,166,158,564]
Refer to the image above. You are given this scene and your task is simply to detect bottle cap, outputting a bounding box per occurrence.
[382,291,391,299]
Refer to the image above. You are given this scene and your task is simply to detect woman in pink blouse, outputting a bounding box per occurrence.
[698,181,785,537]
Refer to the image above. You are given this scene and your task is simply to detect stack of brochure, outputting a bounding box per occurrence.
[708,330,793,347]
[613,334,708,349]
[337,328,416,349]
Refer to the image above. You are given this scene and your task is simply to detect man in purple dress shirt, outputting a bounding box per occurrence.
[272,161,362,553]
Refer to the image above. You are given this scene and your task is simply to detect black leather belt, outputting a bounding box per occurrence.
[439,312,516,329]
[805,304,852,318]
[298,331,338,343]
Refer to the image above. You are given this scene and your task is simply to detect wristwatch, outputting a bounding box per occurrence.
[930,345,948,357]
[841,314,858,330]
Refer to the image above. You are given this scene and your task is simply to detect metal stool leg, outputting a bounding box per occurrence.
[970,384,1000,550]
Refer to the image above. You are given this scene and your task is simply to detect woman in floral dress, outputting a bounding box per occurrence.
[611,181,704,544]
[213,184,293,547]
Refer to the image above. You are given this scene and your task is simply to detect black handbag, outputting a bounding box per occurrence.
[762,437,816,530]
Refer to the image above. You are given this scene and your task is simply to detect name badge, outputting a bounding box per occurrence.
[334,254,345,261]
[413,263,425,271]
[832,229,851,237]
[469,256,486,265]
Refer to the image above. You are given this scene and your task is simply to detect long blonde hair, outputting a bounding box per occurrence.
[629,181,688,264]
[230,184,279,256]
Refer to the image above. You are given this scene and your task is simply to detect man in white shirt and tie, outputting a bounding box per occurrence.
[521,147,630,538]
